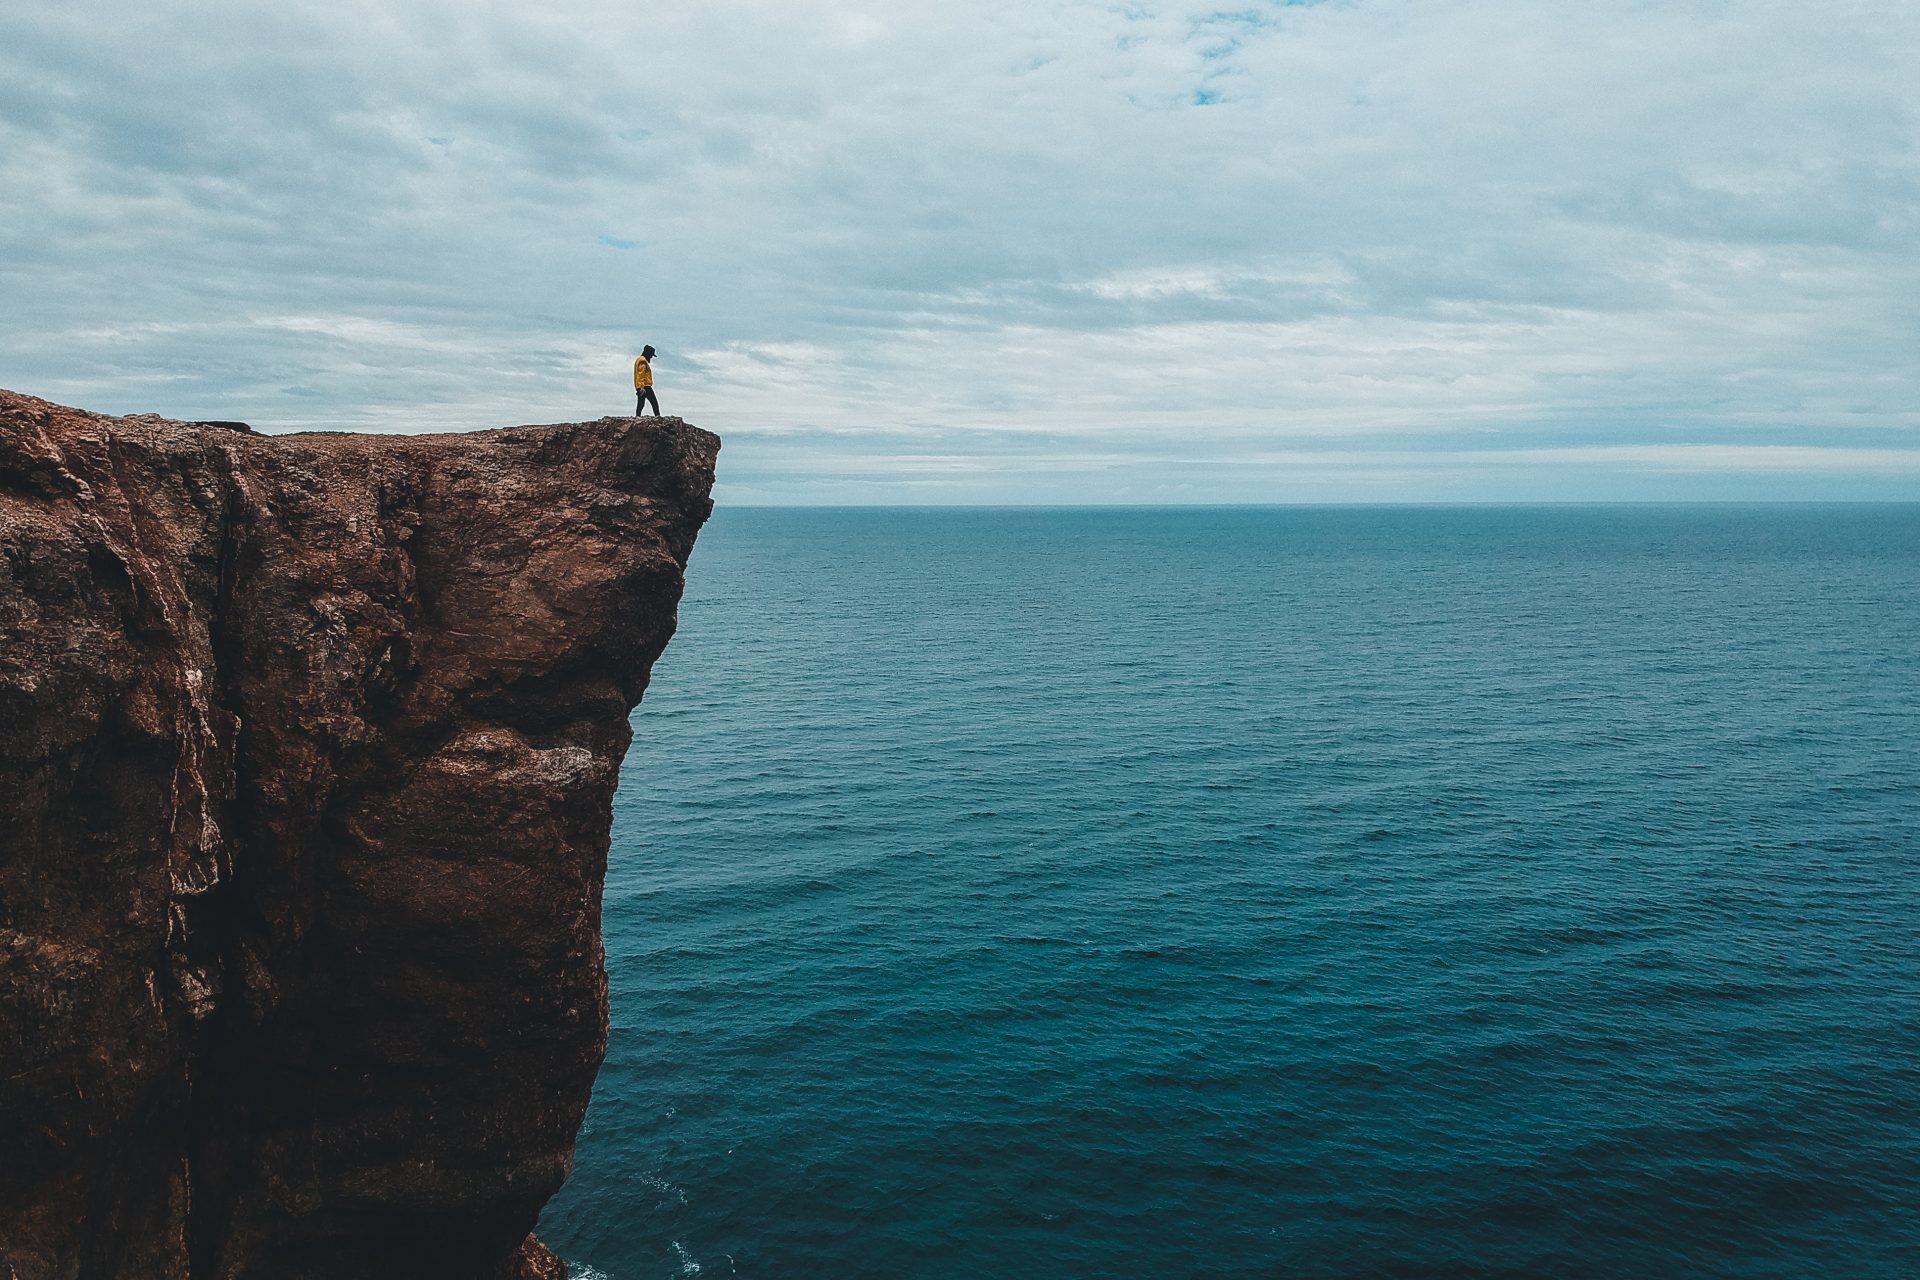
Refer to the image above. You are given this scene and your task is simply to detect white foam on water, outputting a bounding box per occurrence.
[671,1241,703,1276]
[639,1171,689,1207]
[567,1265,612,1280]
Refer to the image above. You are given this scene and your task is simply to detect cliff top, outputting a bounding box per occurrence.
[0,384,713,452]
[2,386,717,1280]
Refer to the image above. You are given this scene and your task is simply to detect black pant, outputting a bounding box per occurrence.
[636,386,659,415]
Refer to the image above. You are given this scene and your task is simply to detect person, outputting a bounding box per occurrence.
[634,345,659,416]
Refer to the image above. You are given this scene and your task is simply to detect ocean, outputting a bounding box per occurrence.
[536,505,1920,1278]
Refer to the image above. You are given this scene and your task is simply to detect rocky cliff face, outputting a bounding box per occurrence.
[0,390,718,1279]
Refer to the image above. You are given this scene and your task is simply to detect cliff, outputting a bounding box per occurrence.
[0,390,718,1279]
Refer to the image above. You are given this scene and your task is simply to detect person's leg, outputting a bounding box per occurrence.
[636,387,646,415]
[641,387,660,415]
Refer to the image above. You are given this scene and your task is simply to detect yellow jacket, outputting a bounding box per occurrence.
[633,356,653,388]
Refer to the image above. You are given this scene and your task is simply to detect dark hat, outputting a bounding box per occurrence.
[642,345,656,357]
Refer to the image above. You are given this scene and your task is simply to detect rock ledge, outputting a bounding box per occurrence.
[0,390,718,1279]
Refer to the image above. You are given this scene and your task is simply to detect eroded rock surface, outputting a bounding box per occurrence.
[0,390,717,1279]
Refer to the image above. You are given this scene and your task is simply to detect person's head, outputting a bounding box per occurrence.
[642,344,656,358]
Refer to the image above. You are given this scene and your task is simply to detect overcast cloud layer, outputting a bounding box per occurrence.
[4,0,1919,501]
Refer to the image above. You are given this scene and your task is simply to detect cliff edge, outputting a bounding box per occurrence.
[0,390,718,1279]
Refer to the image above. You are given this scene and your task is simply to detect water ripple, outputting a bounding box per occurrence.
[543,506,1920,1279]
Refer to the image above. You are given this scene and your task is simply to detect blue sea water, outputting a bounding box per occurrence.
[537,506,1920,1279]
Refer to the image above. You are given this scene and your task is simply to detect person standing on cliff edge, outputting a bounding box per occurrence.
[634,345,659,416]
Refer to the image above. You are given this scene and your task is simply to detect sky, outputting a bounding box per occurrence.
[3,0,1918,503]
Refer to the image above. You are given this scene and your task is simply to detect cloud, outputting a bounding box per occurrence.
[1,0,1917,499]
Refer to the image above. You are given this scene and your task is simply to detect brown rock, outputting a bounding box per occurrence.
[511,1235,568,1280]
[0,390,716,1279]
